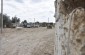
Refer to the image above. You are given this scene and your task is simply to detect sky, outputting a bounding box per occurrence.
[0,0,55,23]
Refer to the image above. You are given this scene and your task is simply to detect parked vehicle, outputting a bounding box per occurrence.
[34,25,39,28]
[47,25,52,29]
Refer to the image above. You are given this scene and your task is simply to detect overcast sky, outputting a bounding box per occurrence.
[0,0,55,23]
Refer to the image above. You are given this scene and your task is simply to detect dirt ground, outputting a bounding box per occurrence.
[0,27,55,55]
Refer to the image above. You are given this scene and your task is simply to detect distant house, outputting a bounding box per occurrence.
[27,23,33,28]
[11,22,20,28]
[27,22,39,28]
[39,22,47,27]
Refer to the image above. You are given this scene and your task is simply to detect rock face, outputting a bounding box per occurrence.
[54,0,85,55]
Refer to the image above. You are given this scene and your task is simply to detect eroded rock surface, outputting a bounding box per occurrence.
[55,0,85,55]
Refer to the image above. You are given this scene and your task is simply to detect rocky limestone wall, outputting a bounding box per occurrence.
[54,0,85,55]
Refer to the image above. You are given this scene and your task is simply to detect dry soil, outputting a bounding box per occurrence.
[0,27,55,55]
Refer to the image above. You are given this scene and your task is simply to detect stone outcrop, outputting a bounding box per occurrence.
[54,0,85,55]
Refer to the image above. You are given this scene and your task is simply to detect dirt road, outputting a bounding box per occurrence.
[0,27,54,55]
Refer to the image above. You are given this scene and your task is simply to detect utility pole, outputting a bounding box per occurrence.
[48,18,49,23]
[1,0,3,33]
[34,18,35,27]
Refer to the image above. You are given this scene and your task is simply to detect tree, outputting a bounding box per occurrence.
[22,20,28,27]
[0,13,11,28]
[23,20,27,23]
[11,16,20,23]
[41,22,47,27]
[35,21,39,24]
[17,18,20,23]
